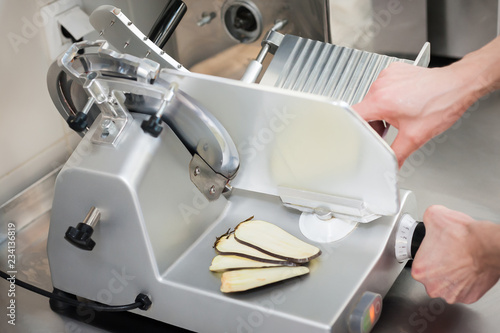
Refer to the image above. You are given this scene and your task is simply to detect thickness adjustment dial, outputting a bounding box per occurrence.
[395,213,426,262]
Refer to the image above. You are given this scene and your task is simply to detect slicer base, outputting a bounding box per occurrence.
[49,187,416,333]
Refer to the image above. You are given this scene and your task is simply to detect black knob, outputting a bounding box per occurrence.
[65,223,96,251]
[141,116,163,137]
[67,112,88,132]
[64,207,100,251]
[411,222,426,259]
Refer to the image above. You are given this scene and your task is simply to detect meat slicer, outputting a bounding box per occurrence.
[46,4,429,333]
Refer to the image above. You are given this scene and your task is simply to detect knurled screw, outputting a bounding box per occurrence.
[101,119,117,138]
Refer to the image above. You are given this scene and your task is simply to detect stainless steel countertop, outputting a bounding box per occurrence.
[1,91,500,332]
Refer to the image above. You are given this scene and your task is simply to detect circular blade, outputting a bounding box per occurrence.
[299,212,358,243]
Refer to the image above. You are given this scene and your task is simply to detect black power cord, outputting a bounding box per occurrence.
[0,270,151,312]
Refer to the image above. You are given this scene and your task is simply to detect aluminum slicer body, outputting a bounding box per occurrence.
[47,6,428,333]
[47,71,418,333]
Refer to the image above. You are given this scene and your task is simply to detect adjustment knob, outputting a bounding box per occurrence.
[410,222,426,259]
[64,207,100,251]
[141,85,177,138]
[141,115,163,137]
[395,214,426,262]
[65,223,96,251]
[67,96,96,133]
[67,112,88,132]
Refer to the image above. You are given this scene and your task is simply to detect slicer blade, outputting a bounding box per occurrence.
[299,212,358,243]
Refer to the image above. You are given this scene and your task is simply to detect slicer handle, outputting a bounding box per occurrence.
[410,222,426,259]
[148,0,187,48]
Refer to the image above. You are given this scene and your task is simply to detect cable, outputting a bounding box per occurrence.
[0,270,151,312]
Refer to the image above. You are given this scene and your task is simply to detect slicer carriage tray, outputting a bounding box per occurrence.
[158,189,415,333]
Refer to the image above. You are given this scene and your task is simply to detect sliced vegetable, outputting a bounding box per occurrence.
[220,266,310,293]
[209,255,290,272]
[215,233,295,265]
[212,218,321,293]
[234,219,321,263]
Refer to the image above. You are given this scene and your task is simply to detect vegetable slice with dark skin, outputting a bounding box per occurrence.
[234,219,321,263]
[214,232,297,266]
[209,255,286,272]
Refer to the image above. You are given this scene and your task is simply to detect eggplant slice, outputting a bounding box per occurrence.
[209,255,288,272]
[215,233,296,266]
[220,266,310,293]
[234,220,321,263]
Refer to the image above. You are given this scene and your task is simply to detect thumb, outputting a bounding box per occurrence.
[352,98,384,122]
[390,132,419,167]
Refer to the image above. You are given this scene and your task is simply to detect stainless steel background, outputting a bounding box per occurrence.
[169,0,329,70]
[370,0,427,56]
[428,0,498,58]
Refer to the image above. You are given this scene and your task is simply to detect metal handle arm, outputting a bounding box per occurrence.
[148,0,187,48]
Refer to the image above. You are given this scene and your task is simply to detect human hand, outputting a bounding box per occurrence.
[353,62,479,167]
[412,205,500,304]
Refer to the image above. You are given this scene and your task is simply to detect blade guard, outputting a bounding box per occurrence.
[158,69,400,223]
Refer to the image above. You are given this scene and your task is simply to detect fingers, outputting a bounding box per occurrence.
[412,205,489,304]
[390,132,419,167]
[424,205,476,227]
[423,205,448,226]
[412,267,493,304]
[355,104,416,167]
[352,99,384,122]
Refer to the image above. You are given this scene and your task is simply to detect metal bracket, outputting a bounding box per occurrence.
[57,40,171,145]
[189,154,229,201]
[240,22,286,83]
[262,28,285,55]
[278,186,380,223]
[413,42,431,67]
[89,5,187,71]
